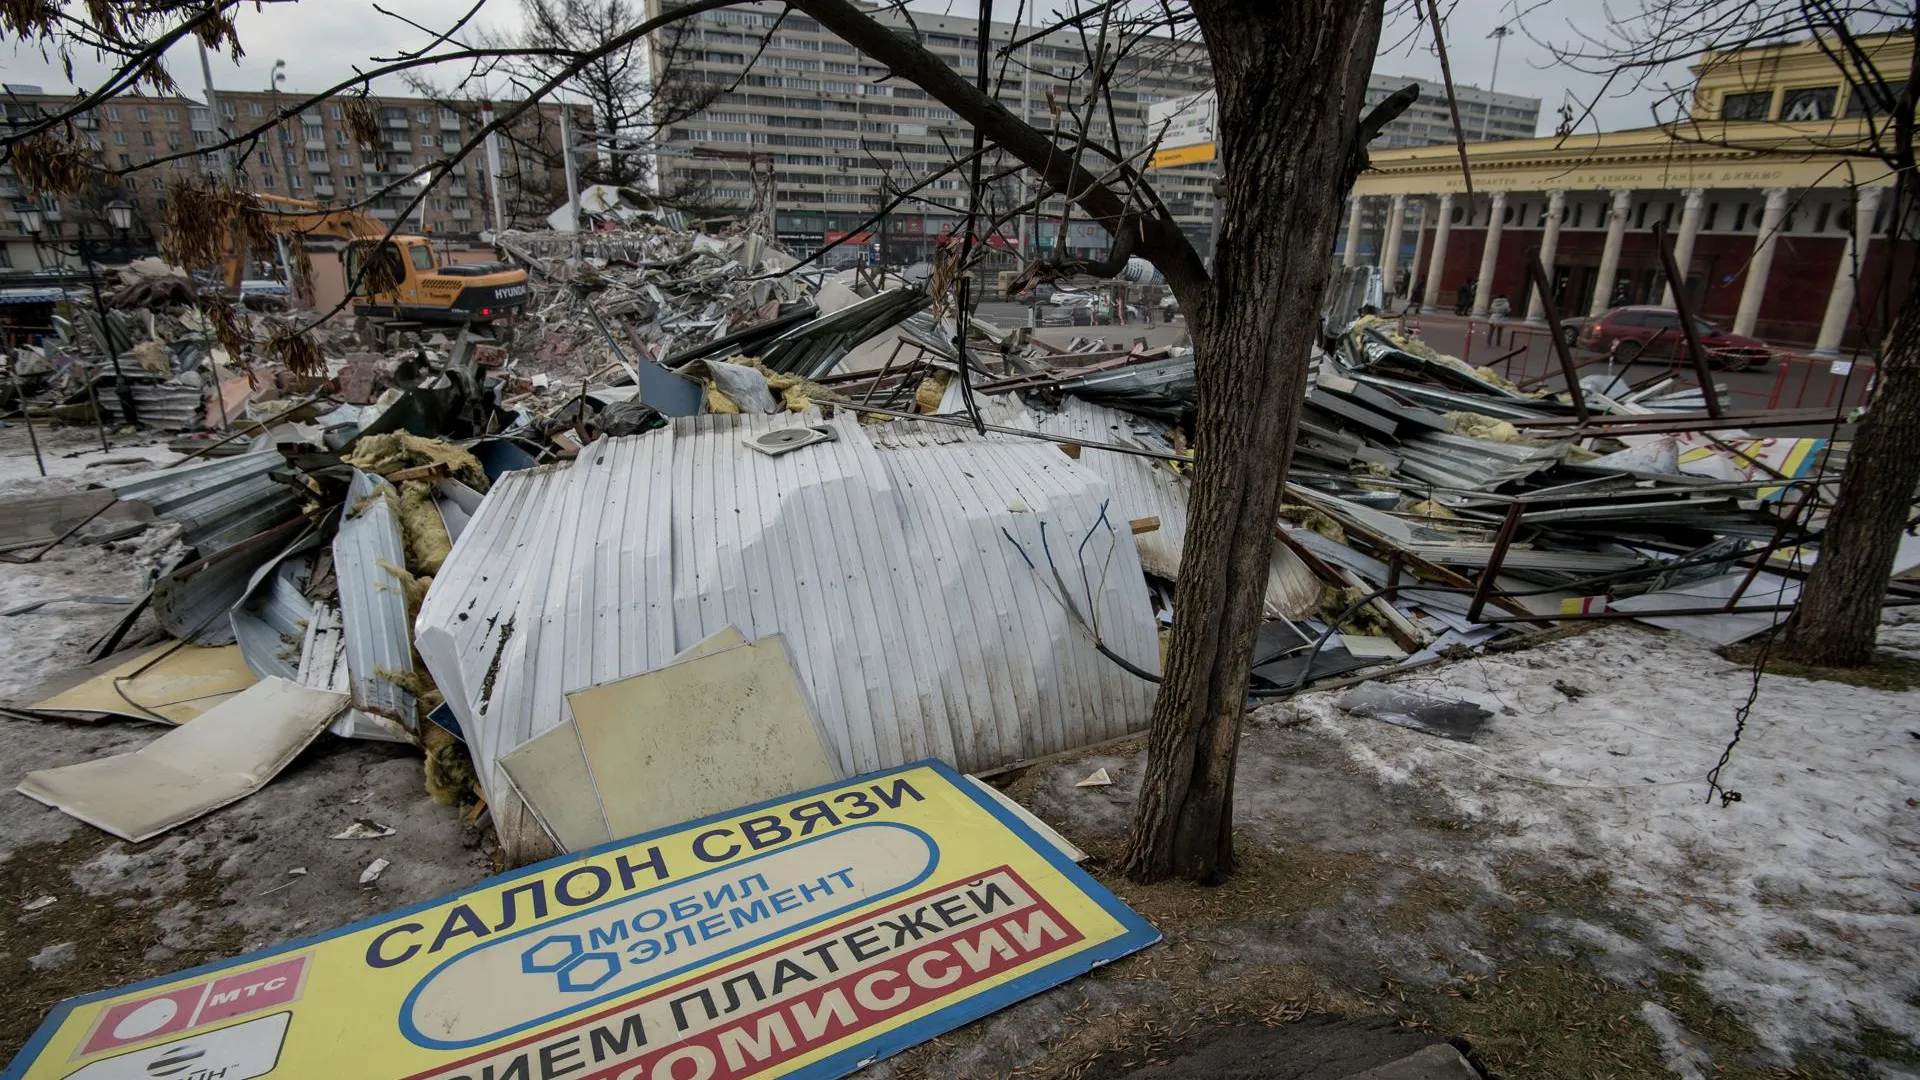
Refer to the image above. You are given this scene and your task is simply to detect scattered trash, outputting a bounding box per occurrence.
[331,819,396,840]
[28,942,76,972]
[1339,682,1493,742]
[257,867,309,896]
[1077,767,1114,787]
[357,857,389,885]
[16,678,347,842]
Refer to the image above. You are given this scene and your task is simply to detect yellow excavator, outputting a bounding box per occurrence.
[227,194,530,332]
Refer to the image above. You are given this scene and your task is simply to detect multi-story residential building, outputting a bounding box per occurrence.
[1334,75,1541,264]
[645,0,1218,266]
[1,84,586,271]
[1362,74,1540,150]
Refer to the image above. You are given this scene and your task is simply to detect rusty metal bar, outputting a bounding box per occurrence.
[1525,254,1588,422]
[1652,219,1724,419]
[1726,484,1817,610]
[1467,501,1526,624]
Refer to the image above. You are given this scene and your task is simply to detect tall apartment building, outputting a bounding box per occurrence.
[645,0,1217,266]
[1,84,585,271]
[1362,73,1540,150]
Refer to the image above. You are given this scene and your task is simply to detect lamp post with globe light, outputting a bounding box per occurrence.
[19,199,140,425]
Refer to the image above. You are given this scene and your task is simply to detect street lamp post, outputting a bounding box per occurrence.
[20,200,140,426]
[269,60,297,285]
[1479,25,1513,142]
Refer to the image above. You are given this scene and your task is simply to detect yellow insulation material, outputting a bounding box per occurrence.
[1443,410,1545,444]
[345,432,490,492]
[705,383,742,414]
[1406,499,1458,520]
[398,481,453,576]
[422,722,478,806]
[914,369,953,413]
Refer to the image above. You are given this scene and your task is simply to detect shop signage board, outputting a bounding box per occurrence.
[6,762,1158,1080]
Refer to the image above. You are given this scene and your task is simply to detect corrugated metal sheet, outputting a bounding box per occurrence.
[757,288,929,378]
[230,533,320,681]
[95,376,203,430]
[151,516,310,645]
[298,601,407,742]
[333,470,418,734]
[866,417,1160,766]
[107,451,302,556]
[418,411,1160,862]
[1027,398,1322,619]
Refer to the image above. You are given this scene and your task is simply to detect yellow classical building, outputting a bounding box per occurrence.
[1345,32,1911,353]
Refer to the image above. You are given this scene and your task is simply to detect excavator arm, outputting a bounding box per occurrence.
[222,194,386,288]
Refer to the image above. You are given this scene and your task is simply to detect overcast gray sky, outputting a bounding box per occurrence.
[1,1,1667,134]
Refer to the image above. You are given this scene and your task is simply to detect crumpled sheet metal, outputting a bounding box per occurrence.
[332,470,418,736]
[1026,397,1321,619]
[418,411,1159,863]
[152,516,311,646]
[755,288,930,379]
[107,451,301,557]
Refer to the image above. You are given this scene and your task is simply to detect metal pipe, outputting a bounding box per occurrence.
[1525,252,1587,422]
[7,348,45,477]
[1467,501,1525,623]
[1652,219,1724,419]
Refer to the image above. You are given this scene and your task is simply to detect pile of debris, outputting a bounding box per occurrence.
[3,220,1892,869]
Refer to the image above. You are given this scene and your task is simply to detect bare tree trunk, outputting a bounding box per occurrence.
[1119,0,1384,884]
[1781,259,1920,666]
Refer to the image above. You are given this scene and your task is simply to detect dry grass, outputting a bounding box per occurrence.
[1721,643,1920,692]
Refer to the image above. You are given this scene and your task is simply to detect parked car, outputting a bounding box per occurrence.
[1575,306,1775,370]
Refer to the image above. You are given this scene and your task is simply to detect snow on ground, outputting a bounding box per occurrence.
[1295,624,1920,1060]
[0,425,188,705]
[0,423,181,499]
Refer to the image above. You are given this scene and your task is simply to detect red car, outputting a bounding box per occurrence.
[1575,306,1775,370]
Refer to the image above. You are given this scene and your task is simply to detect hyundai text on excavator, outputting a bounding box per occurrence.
[228,194,530,337]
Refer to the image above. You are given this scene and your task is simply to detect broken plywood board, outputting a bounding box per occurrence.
[567,634,841,840]
[17,677,347,842]
[501,626,748,852]
[29,643,257,724]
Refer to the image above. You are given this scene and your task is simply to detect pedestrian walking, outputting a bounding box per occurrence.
[1486,295,1511,345]
[1454,278,1474,316]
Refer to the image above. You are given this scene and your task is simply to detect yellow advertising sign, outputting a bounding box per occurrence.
[6,762,1158,1080]
[1148,143,1216,169]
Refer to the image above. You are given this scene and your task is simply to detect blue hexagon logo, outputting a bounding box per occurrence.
[521,935,582,974]
[555,952,620,993]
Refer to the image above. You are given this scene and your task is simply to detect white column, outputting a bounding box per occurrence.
[1733,187,1791,337]
[1660,188,1706,306]
[1380,193,1407,284]
[1408,200,1430,294]
[1814,186,1883,355]
[1589,188,1634,316]
[1526,189,1567,322]
[1471,191,1507,317]
[1420,193,1454,313]
[1342,197,1364,269]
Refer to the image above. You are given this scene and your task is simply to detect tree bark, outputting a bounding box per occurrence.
[1118,0,1384,883]
[1779,37,1920,669]
[1780,231,1920,666]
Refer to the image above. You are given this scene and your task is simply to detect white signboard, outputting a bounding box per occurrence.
[1146,90,1216,152]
